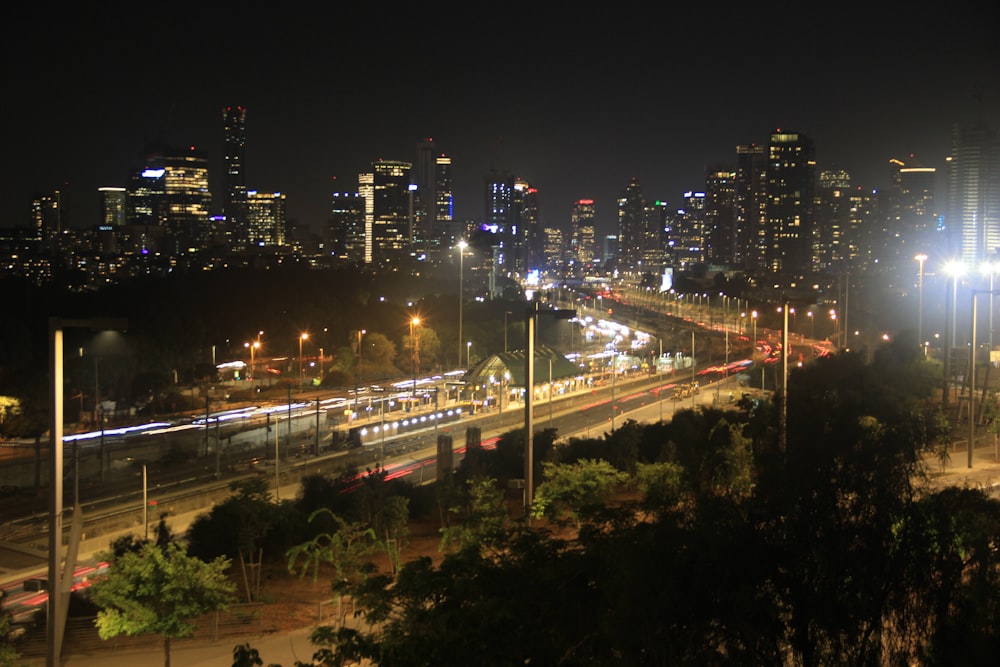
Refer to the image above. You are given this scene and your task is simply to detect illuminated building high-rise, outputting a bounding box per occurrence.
[517,183,542,273]
[704,165,737,265]
[674,192,706,270]
[946,122,1000,265]
[361,159,412,265]
[735,143,767,271]
[764,130,816,273]
[222,106,248,242]
[570,199,596,267]
[888,157,936,264]
[99,187,126,227]
[127,145,212,254]
[330,191,366,262]
[814,170,856,272]
[31,190,61,242]
[246,191,286,246]
[485,167,515,270]
[617,177,646,271]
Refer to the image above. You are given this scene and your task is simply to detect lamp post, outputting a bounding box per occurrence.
[48,317,127,667]
[299,332,309,387]
[523,301,576,522]
[807,310,815,340]
[916,254,928,347]
[944,260,966,409]
[410,316,421,405]
[244,340,260,385]
[981,261,996,351]
[457,240,467,367]
[354,329,366,415]
[504,310,511,354]
[467,341,472,368]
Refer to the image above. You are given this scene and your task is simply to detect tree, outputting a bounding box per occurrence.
[531,459,629,529]
[91,541,236,667]
[286,508,377,585]
[439,476,510,553]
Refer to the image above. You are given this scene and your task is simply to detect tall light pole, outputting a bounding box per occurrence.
[467,341,472,368]
[354,329,366,414]
[410,316,421,406]
[457,240,467,368]
[944,260,966,409]
[981,261,995,351]
[916,254,928,347]
[299,332,309,387]
[48,317,127,667]
[808,310,815,340]
[244,340,260,385]
[504,310,511,354]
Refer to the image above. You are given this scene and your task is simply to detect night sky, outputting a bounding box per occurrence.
[4,6,999,238]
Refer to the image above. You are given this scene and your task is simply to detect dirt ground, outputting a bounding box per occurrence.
[251,513,449,634]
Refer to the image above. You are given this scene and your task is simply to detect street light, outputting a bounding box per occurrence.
[981,261,996,350]
[944,260,966,409]
[48,317,127,667]
[807,310,815,340]
[244,340,260,385]
[915,254,928,347]
[504,310,512,354]
[467,341,472,368]
[299,332,309,387]
[410,316,421,405]
[457,240,467,367]
[354,329,366,414]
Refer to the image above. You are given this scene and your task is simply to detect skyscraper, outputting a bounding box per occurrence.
[570,199,597,267]
[99,187,127,227]
[946,122,1000,265]
[330,191,366,262]
[735,143,767,271]
[485,167,515,269]
[764,130,816,273]
[246,191,287,246]
[617,177,646,271]
[704,165,736,265]
[127,145,212,254]
[368,159,412,265]
[222,106,248,242]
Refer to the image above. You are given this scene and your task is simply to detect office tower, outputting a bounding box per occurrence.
[704,165,737,265]
[542,226,564,269]
[99,187,127,227]
[330,192,366,262]
[570,199,596,267]
[735,143,767,271]
[31,190,61,242]
[947,122,1000,265]
[127,145,212,253]
[222,106,248,240]
[617,177,646,271]
[642,200,670,269]
[246,191,287,246]
[674,192,707,270]
[509,178,533,275]
[765,130,816,273]
[603,235,618,265]
[366,159,412,265]
[485,167,515,269]
[814,170,855,272]
[518,184,542,273]
[358,172,375,264]
[431,153,454,262]
[887,157,936,266]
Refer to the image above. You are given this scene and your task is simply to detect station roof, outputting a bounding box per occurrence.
[462,345,581,387]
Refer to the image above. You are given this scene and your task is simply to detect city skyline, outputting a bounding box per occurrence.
[4,7,999,237]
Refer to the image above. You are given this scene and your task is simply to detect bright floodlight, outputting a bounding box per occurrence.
[944,260,967,278]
